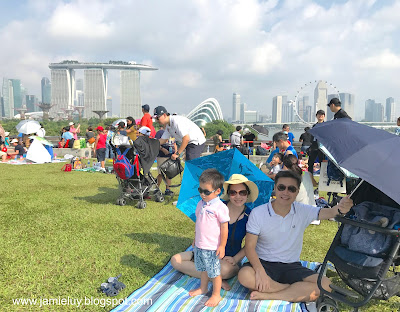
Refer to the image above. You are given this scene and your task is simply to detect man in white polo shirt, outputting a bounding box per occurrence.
[238,170,353,303]
[153,106,206,161]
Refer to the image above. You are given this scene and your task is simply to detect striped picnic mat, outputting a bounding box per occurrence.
[112,249,319,312]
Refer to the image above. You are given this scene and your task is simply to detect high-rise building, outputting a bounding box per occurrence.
[26,95,36,112]
[51,69,75,116]
[386,97,395,122]
[297,95,309,121]
[314,81,328,116]
[240,102,246,122]
[2,78,14,118]
[365,99,384,122]
[272,95,287,123]
[120,70,140,118]
[84,69,108,118]
[10,79,22,111]
[76,78,84,91]
[0,96,4,118]
[282,100,294,123]
[107,96,112,117]
[305,106,312,122]
[244,110,258,123]
[41,77,51,104]
[232,93,240,121]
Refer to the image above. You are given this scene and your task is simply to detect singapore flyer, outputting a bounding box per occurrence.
[293,80,340,124]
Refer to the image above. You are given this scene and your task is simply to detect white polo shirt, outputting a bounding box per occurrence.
[246,200,320,263]
[161,115,206,145]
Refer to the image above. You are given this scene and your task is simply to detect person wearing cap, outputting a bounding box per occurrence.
[238,170,353,303]
[328,98,351,120]
[36,123,46,138]
[153,106,206,161]
[7,138,26,158]
[4,131,10,147]
[93,126,107,172]
[171,173,259,291]
[68,122,81,140]
[138,126,151,136]
[139,104,156,138]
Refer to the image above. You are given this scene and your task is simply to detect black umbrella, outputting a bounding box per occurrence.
[309,118,400,204]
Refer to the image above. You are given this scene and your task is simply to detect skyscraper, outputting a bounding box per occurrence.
[51,69,75,116]
[2,78,13,118]
[84,69,107,118]
[120,70,140,118]
[10,79,22,111]
[107,96,113,117]
[386,97,395,122]
[272,95,287,123]
[314,81,328,116]
[282,100,293,123]
[232,93,240,121]
[365,99,384,122]
[41,77,51,104]
[26,95,36,112]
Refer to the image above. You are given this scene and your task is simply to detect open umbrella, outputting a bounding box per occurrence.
[17,121,41,134]
[112,119,127,127]
[309,118,400,204]
[16,120,40,132]
[177,149,274,221]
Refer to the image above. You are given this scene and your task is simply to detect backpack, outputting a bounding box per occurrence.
[256,146,268,155]
[113,148,138,180]
[326,160,345,187]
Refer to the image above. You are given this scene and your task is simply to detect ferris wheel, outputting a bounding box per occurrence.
[293,80,340,124]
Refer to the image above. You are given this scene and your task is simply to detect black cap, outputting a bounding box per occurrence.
[142,104,150,112]
[327,98,341,107]
[153,106,168,117]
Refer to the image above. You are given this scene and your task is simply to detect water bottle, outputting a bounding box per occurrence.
[87,160,91,167]
[54,153,57,160]
[207,145,210,153]
[253,147,256,155]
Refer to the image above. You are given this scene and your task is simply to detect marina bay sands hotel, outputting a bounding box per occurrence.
[48,61,157,118]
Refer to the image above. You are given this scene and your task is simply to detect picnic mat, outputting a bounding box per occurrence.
[111,248,319,312]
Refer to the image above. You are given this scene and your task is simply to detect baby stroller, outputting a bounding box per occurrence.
[316,181,400,312]
[112,135,165,209]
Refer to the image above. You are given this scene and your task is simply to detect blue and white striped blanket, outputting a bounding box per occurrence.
[112,250,319,312]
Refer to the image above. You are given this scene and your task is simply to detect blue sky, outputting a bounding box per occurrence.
[1,0,400,120]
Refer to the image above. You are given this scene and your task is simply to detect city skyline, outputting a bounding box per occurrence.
[1,0,400,120]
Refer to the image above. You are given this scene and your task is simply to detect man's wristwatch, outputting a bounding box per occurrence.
[175,151,180,155]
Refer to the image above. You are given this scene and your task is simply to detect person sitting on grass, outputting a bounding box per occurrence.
[7,138,26,158]
[171,174,259,292]
[266,152,283,180]
[188,169,229,307]
[0,142,7,162]
[237,170,353,304]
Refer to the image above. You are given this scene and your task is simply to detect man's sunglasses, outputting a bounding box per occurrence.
[228,190,248,197]
[276,184,298,193]
[198,187,216,196]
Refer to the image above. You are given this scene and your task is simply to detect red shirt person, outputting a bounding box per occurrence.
[140,104,156,138]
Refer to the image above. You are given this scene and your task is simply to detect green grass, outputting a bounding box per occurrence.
[0,163,399,311]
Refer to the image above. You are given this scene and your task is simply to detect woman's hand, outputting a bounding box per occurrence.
[223,256,236,266]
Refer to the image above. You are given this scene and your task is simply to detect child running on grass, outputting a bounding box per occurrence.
[189,168,230,307]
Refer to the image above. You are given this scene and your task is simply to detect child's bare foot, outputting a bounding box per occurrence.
[205,294,221,307]
[189,288,207,297]
[221,280,231,291]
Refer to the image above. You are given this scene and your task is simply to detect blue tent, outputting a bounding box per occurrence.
[177,149,274,221]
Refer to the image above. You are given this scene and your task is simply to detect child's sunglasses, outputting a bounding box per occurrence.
[276,184,298,193]
[198,187,216,196]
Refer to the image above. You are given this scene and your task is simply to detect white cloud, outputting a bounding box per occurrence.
[1,0,400,121]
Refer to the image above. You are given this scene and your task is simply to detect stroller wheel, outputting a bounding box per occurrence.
[155,194,165,202]
[117,198,126,206]
[137,201,147,209]
[317,297,338,312]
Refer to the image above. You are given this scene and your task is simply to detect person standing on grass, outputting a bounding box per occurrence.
[93,126,107,172]
[153,106,206,161]
[69,122,81,140]
[238,170,353,303]
[171,174,259,291]
[282,124,295,145]
[189,169,229,307]
[308,110,326,174]
[273,132,298,159]
[139,104,156,138]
